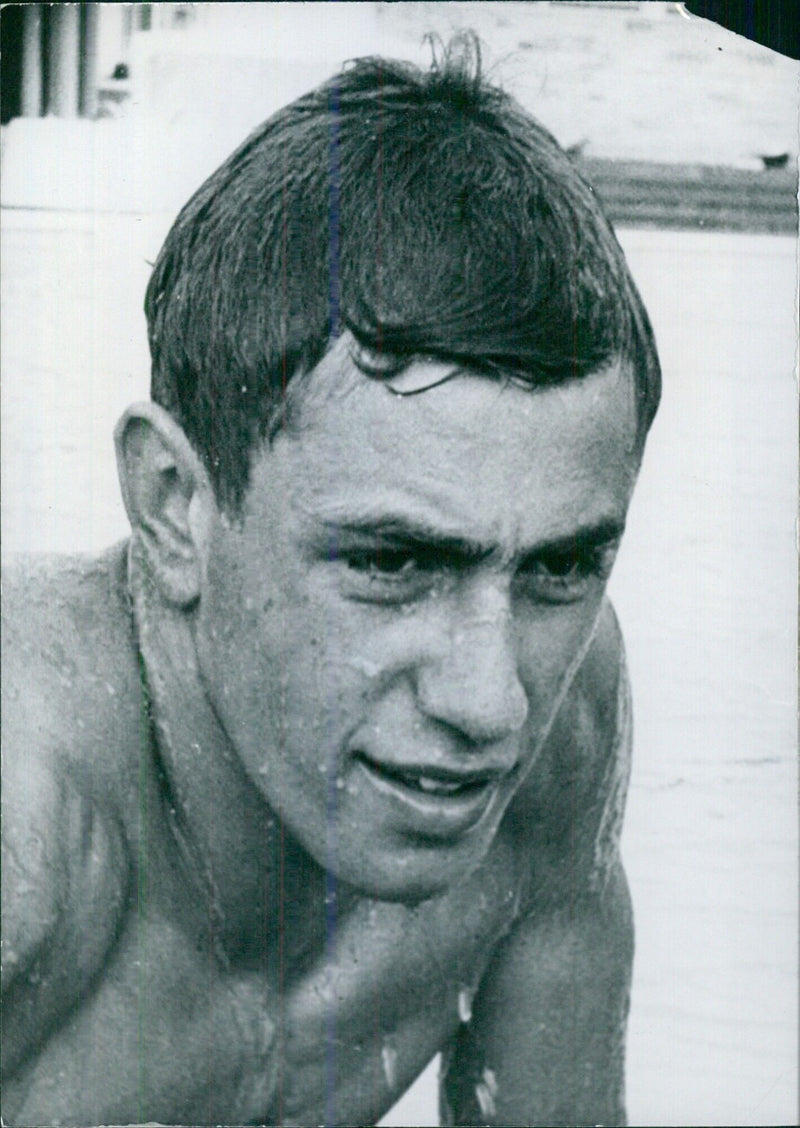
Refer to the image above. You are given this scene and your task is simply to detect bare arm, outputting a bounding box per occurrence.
[1,565,131,1082]
[440,861,633,1126]
[1,749,130,1084]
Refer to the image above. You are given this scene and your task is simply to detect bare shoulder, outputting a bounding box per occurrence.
[1,546,139,1078]
[1,543,143,783]
[507,600,631,906]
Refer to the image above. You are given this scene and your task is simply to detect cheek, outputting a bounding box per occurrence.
[197,538,287,725]
[230,584,374,756]
[517,602,605,717]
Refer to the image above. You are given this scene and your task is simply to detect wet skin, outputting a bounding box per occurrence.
[195,337,640,899]
[2,341,641,1125]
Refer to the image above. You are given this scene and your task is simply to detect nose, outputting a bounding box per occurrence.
[415,589,529,745]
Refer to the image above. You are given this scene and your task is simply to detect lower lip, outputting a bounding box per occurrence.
[354,756,504,839]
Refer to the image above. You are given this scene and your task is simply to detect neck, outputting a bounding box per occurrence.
[128,538,331,970]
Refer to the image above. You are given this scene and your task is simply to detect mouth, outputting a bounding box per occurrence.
[352,751,511,837]
[359,757,491,797]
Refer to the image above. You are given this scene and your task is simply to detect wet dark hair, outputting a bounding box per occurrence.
[146,36,661,513]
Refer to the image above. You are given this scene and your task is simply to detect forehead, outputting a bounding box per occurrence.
[247,336,640,547]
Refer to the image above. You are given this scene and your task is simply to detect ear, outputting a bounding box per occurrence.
[114,403,216,607]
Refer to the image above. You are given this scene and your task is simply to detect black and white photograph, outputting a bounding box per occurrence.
[1,4,797,1125]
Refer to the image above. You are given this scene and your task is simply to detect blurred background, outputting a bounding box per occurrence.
[2,4,797,1125]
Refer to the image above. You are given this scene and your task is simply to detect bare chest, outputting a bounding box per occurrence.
[275,850,522,1126]
[6,839,522,1127]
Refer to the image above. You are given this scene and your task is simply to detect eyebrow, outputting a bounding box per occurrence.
[517,519,626,563]
[320,514,626,565]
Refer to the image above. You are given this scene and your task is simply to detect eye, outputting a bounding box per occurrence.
[336,542,452,604]
[514,543,615,604]
[336,546,433,605]
[539,547,585,578]
[346,549,419,577]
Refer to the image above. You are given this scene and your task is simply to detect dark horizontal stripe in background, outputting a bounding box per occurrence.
[578,158,798,234]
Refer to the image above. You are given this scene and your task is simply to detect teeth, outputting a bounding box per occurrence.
[415,775,465,794]
[359,753,486,796]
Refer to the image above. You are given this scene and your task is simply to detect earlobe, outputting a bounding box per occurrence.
[114,403,214,607]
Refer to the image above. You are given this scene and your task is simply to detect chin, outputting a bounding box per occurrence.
[330,841,487,905]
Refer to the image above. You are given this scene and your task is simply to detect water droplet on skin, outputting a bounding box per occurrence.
[458,986,474,1024]
[349,654,381,678]
[381,1042,397,1090]
[475,1080,497,1119]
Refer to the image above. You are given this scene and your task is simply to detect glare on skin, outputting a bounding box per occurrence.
[193,334,641,902]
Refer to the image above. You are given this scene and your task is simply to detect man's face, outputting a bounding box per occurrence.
[194,335,641,901]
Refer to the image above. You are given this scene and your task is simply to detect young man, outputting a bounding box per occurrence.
[2,43,660,1127]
